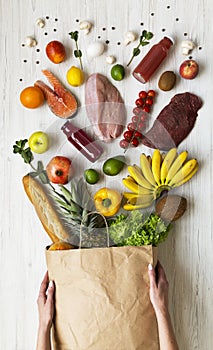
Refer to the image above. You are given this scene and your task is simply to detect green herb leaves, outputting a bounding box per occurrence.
[68,30,83,70]
[127,30,154,67]
[13,139,33,164]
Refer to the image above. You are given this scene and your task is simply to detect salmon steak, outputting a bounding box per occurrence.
[35,70,78,119]
[85,73,126,142]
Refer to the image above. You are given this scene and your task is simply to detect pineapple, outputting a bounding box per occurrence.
[52,178,110,248]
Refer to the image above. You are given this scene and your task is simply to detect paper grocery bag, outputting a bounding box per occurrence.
[46,246,159,350]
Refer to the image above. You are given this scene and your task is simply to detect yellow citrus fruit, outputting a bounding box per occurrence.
[20,86,44,109]
[66,66,84,87]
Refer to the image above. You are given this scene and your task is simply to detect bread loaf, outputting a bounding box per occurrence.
[22,175,71,243]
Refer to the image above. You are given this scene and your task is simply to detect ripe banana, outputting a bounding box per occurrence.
[152,149,162,185]
[169,159,198,187]
[123,192,154,204]
[123,200,154,210]
[122,178,153,195]
[165,151,188,184]
[140,154,157,187]
[128,165,154,190]
[171,162,198,188]
[160,148,177,184]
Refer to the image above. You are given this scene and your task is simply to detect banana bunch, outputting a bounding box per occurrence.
[122,148,198,210]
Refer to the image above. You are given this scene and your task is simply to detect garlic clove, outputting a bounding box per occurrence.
[24,36,37,47]
[124,31,137,46]
[106,55,116,64]
[36,18,45,28]
[79,20,92,34]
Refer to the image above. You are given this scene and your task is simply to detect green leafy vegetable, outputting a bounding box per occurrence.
[127,30,154,67]
[68,31,83,70]
[109,210,171,246]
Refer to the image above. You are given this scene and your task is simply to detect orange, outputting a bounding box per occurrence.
[20,86,44,109]
[48,241,75,251]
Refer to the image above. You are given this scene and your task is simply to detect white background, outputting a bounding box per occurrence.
[0,0,213,349]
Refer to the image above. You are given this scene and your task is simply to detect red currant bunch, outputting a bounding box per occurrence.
[120,90,156,149]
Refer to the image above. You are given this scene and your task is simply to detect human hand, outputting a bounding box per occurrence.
[37,271,55,331]
[148,261,169,316]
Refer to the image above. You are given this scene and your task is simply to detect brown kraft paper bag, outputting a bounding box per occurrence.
[46,245,160,350]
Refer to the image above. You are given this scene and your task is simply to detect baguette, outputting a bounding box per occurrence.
[22,175,71,243]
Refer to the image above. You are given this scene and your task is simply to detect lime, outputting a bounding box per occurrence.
[111,64,125,81]
[103,155,126,176]
[66,66,84,87]
[84,169,100,184]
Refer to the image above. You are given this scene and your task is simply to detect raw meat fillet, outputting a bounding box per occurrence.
[141,92,202,150]
[85,73,126,142]
[35,70,78,119]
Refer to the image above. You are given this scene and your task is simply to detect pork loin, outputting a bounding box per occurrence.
[141,92,202,150]
[85,73,126,142]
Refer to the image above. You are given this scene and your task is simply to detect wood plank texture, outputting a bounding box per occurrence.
[0,0,212,349]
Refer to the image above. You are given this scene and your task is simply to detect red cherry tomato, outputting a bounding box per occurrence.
[131,115,139,124]
[147,90,156,97]
[135,98,144,107]
[124,130,133,140]
[140,113,149,122]
[137,122,146,130]
[142,105,150,113]
[145,97,154,106]
[139,91,147,99]
[131,137,139,147]
[127,122,136,131]
[134,131,143,139]
[120,139,129,149]
[133,107,143,115]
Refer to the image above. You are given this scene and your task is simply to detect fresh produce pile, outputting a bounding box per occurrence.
[14,19,203,249]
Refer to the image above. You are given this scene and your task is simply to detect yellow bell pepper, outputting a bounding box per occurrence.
[93,187,122,217]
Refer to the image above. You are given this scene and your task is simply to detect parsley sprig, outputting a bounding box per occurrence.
[127,30,154,67]
[13,139,54,189]
[68,31,83,70]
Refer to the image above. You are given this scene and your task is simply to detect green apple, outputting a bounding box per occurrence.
[28,131,49,154]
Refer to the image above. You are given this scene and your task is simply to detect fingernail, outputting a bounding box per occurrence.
[148,263,153,271]
[49,280,53,288]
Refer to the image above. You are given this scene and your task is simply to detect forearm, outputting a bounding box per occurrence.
[36,325,52,350]
[155,309,179,350]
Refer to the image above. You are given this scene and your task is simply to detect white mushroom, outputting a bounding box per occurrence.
[36,18,45,28]
[87,41,105,58]
[79,20,92,35]
[181,40,196,55]
[24,36,37,47]
[106,55,116,64]
[124,31,137,46]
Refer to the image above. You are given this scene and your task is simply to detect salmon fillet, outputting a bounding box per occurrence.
[85,73,126,142]
[35,70,78,119]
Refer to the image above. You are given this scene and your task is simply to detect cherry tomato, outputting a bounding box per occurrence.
[120,139,129,149]
[127,122,136,131]
[140,113,149,122]
[134,131,143,139]
[124,130,133,140]
[131,137,139,147]
[135,98,144,107]
[139,91,147,99]
[147,90,156,98]
[131,115,139,124]
[142,105,150,113]
[137,122,146,130]
[145,97,154,106]
[133,107,143,115]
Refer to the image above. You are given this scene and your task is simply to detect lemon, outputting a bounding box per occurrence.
[66,66,84,87]
[84,169,100,185]
[111,64,125,81]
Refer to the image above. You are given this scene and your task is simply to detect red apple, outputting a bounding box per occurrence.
[46,156,72,184]
[179,59,199,80]
[46,40,66,64]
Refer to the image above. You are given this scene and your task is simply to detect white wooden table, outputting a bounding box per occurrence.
[1,0,213,349]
